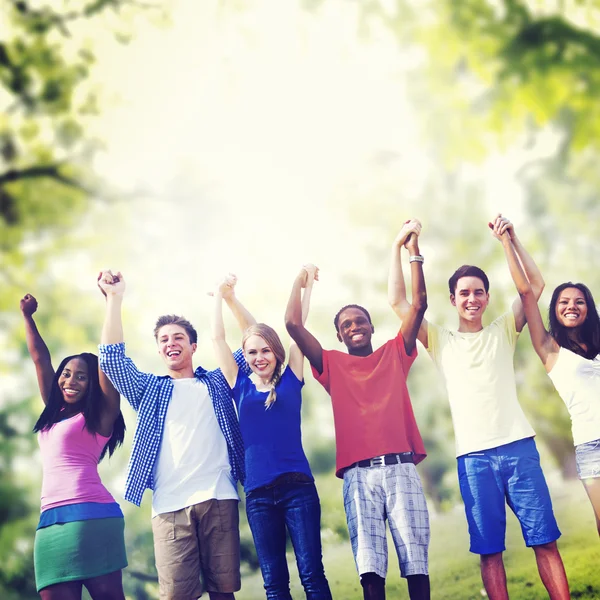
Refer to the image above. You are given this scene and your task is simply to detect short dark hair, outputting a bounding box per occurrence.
[154,315,198,344]
[448,265,490,295]
[333,304,373,332]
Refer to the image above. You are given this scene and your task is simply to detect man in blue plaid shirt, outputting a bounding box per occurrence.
[98,270,254,600]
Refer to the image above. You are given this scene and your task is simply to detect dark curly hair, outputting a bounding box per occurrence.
[333,304,372,333]
[33,353,125,461]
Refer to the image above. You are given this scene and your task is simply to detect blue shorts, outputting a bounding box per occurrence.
[457,437,561,555]
[575,438,600,480]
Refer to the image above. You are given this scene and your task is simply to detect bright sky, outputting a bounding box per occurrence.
[78,0,546,346]
[7,0,563,373]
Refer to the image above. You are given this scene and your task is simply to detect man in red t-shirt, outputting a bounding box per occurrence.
[285,220,430,600]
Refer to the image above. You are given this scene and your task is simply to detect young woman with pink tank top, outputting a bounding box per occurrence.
[20,293,127,600]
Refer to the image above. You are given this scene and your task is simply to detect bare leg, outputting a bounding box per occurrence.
[84,570,125,600]
[39,581,82,600]
[480,552,509,600]
[407,574,430,600]
[582,478,600,536]
[360,572,385,600]
[532,542,570,600]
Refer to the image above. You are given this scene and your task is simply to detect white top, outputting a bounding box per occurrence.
[152,378,238,516]
[547,347,600,446]
[427,312,535,457]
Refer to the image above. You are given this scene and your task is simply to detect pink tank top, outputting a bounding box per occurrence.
[38,412,116,511]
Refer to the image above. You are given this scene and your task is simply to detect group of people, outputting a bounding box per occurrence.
[22,214,600,600]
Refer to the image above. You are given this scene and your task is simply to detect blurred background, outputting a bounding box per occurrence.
[2,0,600,598]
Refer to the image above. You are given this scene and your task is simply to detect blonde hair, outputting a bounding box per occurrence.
[242,323,286,409]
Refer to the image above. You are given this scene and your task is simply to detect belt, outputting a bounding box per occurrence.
[352,452,414,469]
[262,472,313,489]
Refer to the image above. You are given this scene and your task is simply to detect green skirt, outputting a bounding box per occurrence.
[34,517,127,592]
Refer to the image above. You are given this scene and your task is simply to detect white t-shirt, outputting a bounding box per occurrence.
[152,378,238,516]
[548,347,600,447]
[427,312,535,457]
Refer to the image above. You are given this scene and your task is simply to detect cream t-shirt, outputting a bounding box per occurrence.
[152,378,238,516]
[427,312,535,457]
[548,347,600,447]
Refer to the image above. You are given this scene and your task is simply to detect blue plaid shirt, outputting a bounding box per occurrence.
[98,342,250,507]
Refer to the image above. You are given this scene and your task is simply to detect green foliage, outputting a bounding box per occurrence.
[0,2,166,597]
[357,0,600,162]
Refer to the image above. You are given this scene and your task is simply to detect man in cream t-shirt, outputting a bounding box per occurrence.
[389,216,570,600]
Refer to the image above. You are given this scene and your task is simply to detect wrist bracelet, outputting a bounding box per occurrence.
[409,255,424,263]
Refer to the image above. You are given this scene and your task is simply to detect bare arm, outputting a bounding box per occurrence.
[489,215,545,333]
[211,277,239,388]
[496,229,559,371]
[388,219,429,348]
[98,270,125,345]
[288,264,319,379]
[20,294,54,404]
[398,231,427,355]
[285,267,324,374]
[221,274,257,332]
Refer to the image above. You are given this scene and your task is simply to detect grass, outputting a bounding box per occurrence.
[237,475,600,599]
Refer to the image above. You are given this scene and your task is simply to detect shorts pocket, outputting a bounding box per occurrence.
[152,511,176,541]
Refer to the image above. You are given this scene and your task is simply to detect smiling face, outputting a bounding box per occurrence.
[555,287,588,328]
[243,334,278,382]
[451,276,489,330]
[58,358,89,404]
[336,307,374,355]
[157,324,197,374]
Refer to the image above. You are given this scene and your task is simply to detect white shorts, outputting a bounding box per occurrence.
[342,462,430,579]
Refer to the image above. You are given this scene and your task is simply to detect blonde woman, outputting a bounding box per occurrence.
[211,266,332,600]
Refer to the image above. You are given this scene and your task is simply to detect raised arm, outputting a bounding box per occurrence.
[492,223,559,371]
[490,214,545,333]
[93,270,123,430]
[211,276,240,388]
[288,264,319,379]
[388,219,429,348]
[219,273,257,333]
[20,294,54,404]
[285,266,324,374]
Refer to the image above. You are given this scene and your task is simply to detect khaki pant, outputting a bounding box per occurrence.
[152,499,241,600]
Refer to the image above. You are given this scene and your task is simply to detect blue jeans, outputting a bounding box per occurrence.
[245,480,332,600]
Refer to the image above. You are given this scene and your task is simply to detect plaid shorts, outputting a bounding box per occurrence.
[343,462,430,578]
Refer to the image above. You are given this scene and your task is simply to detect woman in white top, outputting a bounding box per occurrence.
[495,218,600,536]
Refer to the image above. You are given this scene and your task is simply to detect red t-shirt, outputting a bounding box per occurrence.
[312,331,426,477]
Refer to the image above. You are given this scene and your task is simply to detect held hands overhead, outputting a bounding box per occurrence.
[394,219,422,252]
[28,216,519,309]
[211,273,238,299]
[299,263,319,288]
[488,214,514,241]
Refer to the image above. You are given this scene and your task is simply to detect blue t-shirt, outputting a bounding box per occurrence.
[233,365,313,492]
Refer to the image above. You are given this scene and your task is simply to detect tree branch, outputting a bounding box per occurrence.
[0,165,90,194]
